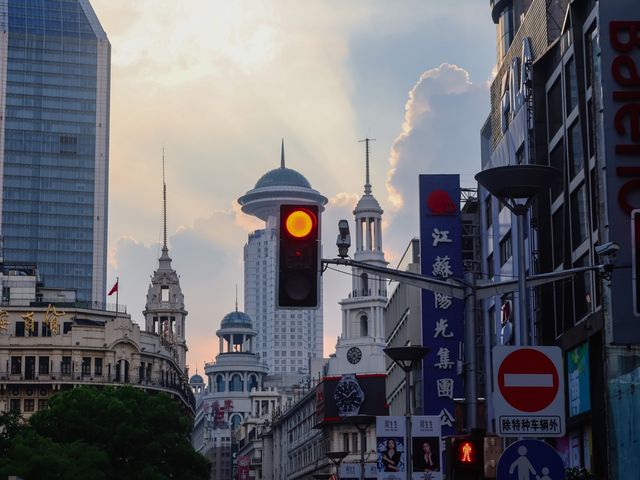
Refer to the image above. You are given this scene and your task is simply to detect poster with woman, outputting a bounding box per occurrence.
[411,415,442,480]
[376,416,406,480]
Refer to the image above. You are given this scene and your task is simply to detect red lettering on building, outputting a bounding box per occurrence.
[611,21,640,212]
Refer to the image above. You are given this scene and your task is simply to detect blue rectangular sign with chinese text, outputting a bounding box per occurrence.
[419,175,463,437]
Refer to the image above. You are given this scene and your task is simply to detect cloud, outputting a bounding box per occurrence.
[383,63,488,257]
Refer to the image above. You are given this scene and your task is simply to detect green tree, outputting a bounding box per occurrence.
[0,386,210,480]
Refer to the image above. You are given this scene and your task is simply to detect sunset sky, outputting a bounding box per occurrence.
[90,0,496,376]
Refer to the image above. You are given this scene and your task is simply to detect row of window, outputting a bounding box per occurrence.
[10,355,101,377]
[214,374,260,393]
[9,397,47,414]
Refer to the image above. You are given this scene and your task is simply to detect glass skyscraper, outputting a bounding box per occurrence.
[0,0,110,303]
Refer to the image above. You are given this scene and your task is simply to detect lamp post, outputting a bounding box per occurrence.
[383,346,430,480]
[326,451,349,480]
[475,164,559,346]
[346,415,376,480]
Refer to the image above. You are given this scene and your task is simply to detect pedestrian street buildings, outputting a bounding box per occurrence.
[481,0,640,477]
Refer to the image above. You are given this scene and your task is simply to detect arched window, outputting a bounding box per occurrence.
[230,414,242,431]
[361,273,369,296]
[248,374,258,392]
[360,315,368,337]
[229,374,243,392]
[216,375,225,392]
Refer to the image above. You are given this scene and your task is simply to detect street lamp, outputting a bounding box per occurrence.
[326,451,349,480]
[383,346,430,480]
[346,415,376,480]
[475,164,559,346]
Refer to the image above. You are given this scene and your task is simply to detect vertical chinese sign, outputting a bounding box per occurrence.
[419,175,463,437]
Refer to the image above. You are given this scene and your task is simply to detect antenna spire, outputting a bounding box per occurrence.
[281,138,285,168]
[162,147,167,250]
[358,137,375,194]
[235,284,238,312]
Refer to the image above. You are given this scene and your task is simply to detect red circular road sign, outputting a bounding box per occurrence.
[497,348,559,412]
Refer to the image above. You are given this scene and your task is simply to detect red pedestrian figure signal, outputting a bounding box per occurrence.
[459,441,475,463]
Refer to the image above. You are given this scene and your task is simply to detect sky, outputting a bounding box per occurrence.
[91,0,497,377]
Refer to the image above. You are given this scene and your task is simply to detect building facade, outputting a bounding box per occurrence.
[0,0,110,303]
[238,143,327,386]
[481,1,640,477]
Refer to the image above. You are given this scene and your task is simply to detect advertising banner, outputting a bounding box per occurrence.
[419,175,464,436]
[316,374,388,424]
[411,416,442,480]
[376,416,406,480]
[567,343,591,417]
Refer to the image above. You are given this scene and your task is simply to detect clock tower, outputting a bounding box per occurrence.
[328,139,388,375]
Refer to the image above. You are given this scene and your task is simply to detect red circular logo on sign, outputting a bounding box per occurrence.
[498,348,559,412]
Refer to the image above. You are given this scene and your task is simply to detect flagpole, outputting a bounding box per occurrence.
[115,276,119,315]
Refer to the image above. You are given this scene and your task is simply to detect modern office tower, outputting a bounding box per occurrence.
[481,1,640,477]
[0,1,110,303]
[238,142,327,386]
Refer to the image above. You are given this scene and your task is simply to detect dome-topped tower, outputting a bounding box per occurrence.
[237,139,327,221]
[329,138,388,375]
[143,156,188,372]
[236,140,327,386]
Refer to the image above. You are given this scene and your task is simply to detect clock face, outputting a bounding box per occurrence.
[334,380,363,414]
[347,347,362,364]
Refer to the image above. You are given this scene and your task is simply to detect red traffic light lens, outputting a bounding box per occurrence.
[459,441,475,463]
[285,209,314,238]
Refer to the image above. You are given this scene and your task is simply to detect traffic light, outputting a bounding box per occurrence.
[278,204,320,308]
[448,434,483,479]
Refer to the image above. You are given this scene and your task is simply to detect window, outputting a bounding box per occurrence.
[549,141,565,200]
[565,57,578,113]
[82,357,91,376]
[552,207,565,268]
[343,433,350,452]
[24,399,34,412]
[547,79,563,137]
[61,356,72,375]
[11,356,21,375]
[38,399,48,411]
[217,375,227,392]
[570,184,588,250]
[499,233,512,266]
[487,253,494,280]
[360,315,368,337]
[15,321,25,337]
[95,358,103,376]
[39,356,49,375]
[161,286,169,303]
[10,399,20,413]
[63,322,72,334]
[361,273,369,296]
[568,121,584,179]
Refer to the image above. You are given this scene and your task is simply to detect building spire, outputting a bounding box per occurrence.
[358,137,375,194]
[281,138,285,168]
[162,147,167,250]
[235,284,238,312]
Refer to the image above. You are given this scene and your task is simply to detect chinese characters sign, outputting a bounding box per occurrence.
[419,175,463,437]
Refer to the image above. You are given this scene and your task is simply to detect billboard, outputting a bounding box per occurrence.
[599,1,640,343]
[567,343,591,417]
[376,416,406,480]
[419,175,464,436]
[315,373,388,424]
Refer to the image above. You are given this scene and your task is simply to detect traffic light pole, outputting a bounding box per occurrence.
[322,257,612,431]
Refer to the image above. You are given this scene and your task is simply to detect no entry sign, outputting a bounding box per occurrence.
[493,346,565,437]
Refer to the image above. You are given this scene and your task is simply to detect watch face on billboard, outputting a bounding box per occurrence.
[315,374,387,424]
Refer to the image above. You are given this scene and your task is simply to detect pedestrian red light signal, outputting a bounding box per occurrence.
[458,441,476,463]
[278,204,320,308]
[285,209,315,238]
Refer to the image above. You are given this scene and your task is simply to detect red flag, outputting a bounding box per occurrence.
[107,280,118,296]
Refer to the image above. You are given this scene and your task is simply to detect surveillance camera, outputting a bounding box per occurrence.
[336,220,351,258]
[595,241,620,257]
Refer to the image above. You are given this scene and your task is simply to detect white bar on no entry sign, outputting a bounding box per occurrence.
[504,373,553,387]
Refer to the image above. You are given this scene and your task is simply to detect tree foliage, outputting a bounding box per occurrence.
[0,386,210,479]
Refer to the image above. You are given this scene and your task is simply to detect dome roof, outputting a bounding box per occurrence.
[255,167,312,189]
[221,310,253,328]
[355,193,383,213]
[190,373,204,384]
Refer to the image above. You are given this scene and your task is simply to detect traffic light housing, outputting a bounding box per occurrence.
[448,433,484,479]
[278,204,320,308]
